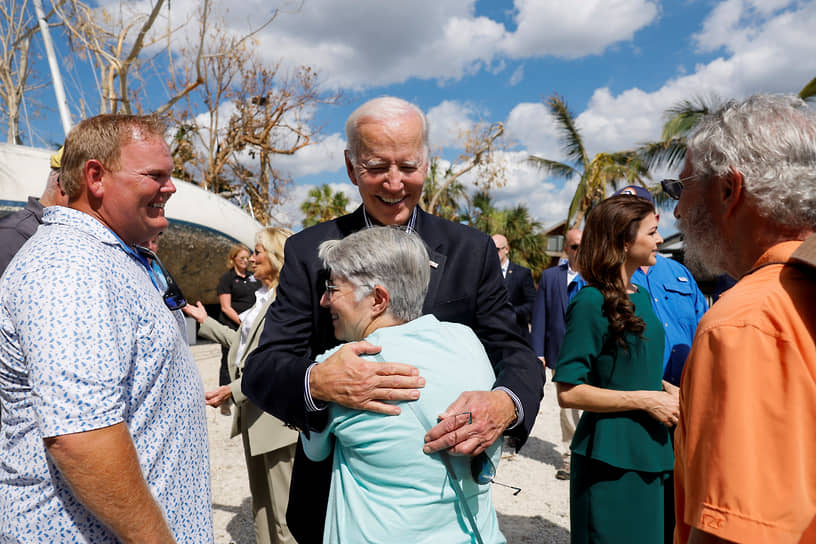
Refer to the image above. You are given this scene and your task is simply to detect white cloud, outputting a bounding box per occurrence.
[197,0,662,91]
[509,65,524,86]
[268,133,348,179]
[426,101,480,149]
[564,1,816,161]
[501,0,659,59]
[504,102,563,160]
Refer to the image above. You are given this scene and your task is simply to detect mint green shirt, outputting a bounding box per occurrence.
[303,315,505,544]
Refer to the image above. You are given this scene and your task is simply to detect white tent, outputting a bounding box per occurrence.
[0,143,263,305]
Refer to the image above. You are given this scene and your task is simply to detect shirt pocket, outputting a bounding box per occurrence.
[661,278,693,297]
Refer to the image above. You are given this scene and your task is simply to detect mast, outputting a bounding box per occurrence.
[32,0,72,135]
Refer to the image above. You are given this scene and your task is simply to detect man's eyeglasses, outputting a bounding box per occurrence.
[135,245,187,311]
[661,175,699,200]
[568,244,580,251]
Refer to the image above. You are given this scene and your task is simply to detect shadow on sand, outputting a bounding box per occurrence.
[514,435,563,468]
[498,512,570,543]
[213,497,254,543]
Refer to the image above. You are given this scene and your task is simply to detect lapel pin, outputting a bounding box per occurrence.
[429,260,439,269]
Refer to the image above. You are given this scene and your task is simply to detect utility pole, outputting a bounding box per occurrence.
[32,0,72,135]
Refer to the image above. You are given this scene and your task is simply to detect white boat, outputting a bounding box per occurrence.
[0,143,263,305]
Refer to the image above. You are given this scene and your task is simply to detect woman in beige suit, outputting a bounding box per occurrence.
[184,226,297,544]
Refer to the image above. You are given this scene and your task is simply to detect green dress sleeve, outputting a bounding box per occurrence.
[554,286,674,472]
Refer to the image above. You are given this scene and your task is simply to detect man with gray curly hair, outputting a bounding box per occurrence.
[668,94,816,544]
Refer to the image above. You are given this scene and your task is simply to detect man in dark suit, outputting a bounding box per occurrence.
[0,148,68,276]
[242,96,543,543]
[491,233,536,341]
[530,227,584,480]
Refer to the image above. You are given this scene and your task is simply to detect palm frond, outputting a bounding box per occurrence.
[526,156,578,179]
[547,94,589,168]
[661,95,720,140]
[566,177,588,228]
[799,76,816,101]
[638,138,687,171]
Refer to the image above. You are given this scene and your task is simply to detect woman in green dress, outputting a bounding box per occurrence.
[553,195,680,544]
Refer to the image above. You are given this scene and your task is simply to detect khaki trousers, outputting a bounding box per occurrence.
[241,435,297,544]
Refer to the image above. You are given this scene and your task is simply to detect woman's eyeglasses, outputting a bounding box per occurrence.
[134,245,187,311]
[471,451,522,495]
[324,280,340,300]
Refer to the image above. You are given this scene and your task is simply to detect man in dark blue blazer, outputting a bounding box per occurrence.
[530,227,584,479]
[242,96,543,543]
[491,233,536,341]
[530,228,584,369]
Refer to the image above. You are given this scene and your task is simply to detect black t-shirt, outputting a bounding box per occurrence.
[216,269,261,328]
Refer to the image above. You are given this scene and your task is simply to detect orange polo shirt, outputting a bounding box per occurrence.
[675,241,816,544]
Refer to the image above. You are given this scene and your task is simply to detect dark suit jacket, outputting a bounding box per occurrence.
[530,262,570,369]
[242,205,543,543]
[0,197,44,276]
[503,261,536,340]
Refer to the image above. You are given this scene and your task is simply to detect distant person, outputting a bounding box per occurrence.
[139,232,167,291]
[241,96,542,543]
[554,195,678,544]
[492,233,536,341]
[0,114,212,542]
[0,147,69,276]
[184,227,297,544]
[303,226,505,543]
[671,94,816,543]
[216,243,260,405]
[530,227,585,479]
[614,185,708,386]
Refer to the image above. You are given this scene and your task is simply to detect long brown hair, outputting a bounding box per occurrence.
[576,195,655,348]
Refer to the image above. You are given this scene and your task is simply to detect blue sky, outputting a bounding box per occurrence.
[19,0,816,231]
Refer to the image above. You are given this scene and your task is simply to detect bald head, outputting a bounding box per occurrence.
[564,229,582,263]
[40,168,69,208]
[492,234,509,266]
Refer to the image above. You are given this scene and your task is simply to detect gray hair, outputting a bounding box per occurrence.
[344,96,430,165]
[318,226,430,322]
[687,94,816,230]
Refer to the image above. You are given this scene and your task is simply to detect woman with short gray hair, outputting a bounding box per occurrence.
[303,226,505,544]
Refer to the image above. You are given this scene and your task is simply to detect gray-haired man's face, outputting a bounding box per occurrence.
[346,113,427,226]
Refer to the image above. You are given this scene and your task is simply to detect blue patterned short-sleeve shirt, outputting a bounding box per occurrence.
[0,206,213,543]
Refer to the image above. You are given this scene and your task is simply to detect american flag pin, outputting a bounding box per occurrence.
[429,260,439,268]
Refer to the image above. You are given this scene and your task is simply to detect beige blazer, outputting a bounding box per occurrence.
[199,292,298,456]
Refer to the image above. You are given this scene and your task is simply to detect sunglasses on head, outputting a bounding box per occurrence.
[134,245,187,311]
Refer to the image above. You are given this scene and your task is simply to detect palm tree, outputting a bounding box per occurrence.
[420,159,470,222]
[527,94,650,229]
[638,95,721,174]
[641,74,814,179]
[800,76,816,101]
[463,191,550,281]
[300,184,350,228]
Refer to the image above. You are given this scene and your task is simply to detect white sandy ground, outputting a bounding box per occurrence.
[193,342,571,544]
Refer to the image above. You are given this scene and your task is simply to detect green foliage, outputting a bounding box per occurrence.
[462,191,551,281]
[528,93,649,229]
[799,76,816,101]
[421,160,469,222]
[300,184,350,228]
